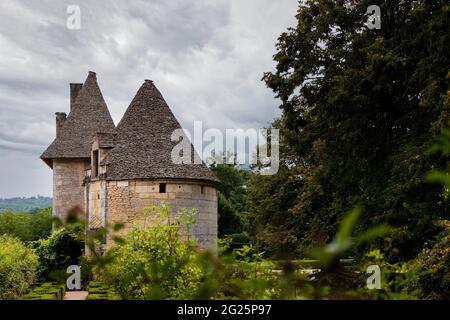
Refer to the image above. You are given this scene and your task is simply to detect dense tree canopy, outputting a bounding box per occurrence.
[0,208,52,242]
[0,196,52,212]
[210,163,250,238]
[256,0,450,260]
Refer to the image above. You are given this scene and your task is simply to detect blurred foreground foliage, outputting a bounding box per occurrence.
[84,204,419,300]
[256,0,450,261]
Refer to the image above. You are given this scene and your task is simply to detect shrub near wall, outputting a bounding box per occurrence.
[34,228,84,281]
[0,235,38,299]
[412,224,450,299]
[97,205,202,300]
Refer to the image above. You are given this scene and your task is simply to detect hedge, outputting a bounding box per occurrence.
[86,281,120,300]
[23,282,65,300]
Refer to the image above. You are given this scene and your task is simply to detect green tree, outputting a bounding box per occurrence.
[29,207,53,240]
[217,193,242,237]
[210,163,251,237]
[0,211,32,240]
[0,196,52,212]
[260,0,450,260]
[410,129,450,299]
[248,163,302,258]
[0,207,52,241]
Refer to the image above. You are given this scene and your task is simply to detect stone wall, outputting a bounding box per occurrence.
[52,159,88,222]
[87,180,103,229]
[103,179,218,249]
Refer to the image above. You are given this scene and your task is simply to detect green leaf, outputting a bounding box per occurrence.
[426,170,450,187]
[113,223,125,231]
[336,207,362,242]
[355,225,391,245]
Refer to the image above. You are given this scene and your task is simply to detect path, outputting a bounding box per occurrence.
[63,291,88,300]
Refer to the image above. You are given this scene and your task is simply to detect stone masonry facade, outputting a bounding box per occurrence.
[87,179,218,248]
[52,159,88,223]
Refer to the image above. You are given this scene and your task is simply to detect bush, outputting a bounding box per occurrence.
[86,281,119,300]
[229,233,251,250]
[23,293,59,300]
[23,282,65,300]
[93,206,299,300]
[0,235,39,299]
[96,205,202,299]
[34,228,84,281]
[91,206,400,300]
[218,193,243,237]
[412,223,450,299]
[79,256,94,289]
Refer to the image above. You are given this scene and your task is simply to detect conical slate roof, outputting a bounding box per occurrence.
[41,72,115,167]
[103,80,219,184]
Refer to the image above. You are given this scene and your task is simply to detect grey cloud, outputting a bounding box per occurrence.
[0,0,298,197]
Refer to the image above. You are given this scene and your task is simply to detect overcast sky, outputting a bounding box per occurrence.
[0,0,298,197]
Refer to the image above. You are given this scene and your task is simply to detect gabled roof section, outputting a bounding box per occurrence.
[103,80,219,184]
[41,72,115,167]
[95,132,117,149]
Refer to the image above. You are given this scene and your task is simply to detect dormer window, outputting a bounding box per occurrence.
[92,150,99,177]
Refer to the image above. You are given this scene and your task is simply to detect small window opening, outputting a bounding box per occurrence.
[159,183,166,193]
[92,150,99,177]
[201,185,205,194]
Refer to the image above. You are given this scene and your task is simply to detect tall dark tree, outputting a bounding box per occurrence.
[259,0,450,260]
[248,162,303,258]
[210,163,251,237]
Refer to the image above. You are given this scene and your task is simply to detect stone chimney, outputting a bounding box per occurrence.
[55,112,67,138]
[70,83,83,111]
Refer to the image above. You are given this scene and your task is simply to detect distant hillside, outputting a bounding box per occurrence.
[0,196,52,213]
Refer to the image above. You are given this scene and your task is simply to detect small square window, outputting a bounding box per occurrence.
[159,183,166,193]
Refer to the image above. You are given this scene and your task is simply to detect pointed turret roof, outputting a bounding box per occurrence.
[103,80,219,184]
[41,72,115,167]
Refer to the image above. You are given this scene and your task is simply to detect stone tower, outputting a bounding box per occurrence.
[41,72,219,248]
[40,72,115,222]
[85,79,219,248]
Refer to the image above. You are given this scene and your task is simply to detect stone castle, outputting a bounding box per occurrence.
[41,71,219,248]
